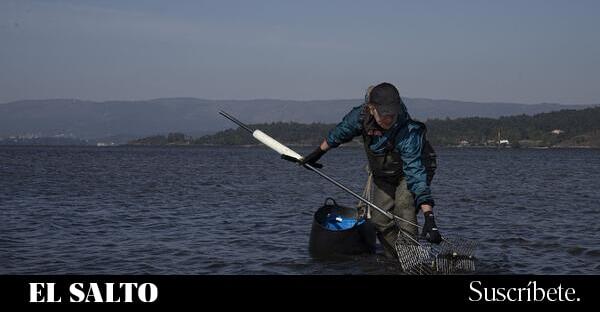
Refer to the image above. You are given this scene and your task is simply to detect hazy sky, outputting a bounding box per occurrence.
[1,0,599,104]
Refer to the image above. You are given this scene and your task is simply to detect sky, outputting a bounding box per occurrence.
[1,0,600,104]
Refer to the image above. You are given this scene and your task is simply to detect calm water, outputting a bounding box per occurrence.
[1,146,599,274]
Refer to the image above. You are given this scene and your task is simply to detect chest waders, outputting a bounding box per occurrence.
[362,132,405,179]
[361,112,437,185]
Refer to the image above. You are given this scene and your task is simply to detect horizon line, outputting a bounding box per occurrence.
[1,96,597,107]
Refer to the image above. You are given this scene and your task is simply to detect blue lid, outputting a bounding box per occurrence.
[321,213,365,231]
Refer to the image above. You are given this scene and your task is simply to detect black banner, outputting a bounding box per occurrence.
[0,275,597,307]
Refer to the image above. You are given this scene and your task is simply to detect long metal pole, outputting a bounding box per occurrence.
[219,110,421,229]
[219,111,255,133]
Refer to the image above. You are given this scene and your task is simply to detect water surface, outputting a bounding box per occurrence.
[1,146,599,274]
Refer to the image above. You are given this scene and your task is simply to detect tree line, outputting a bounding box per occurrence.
[128,106,600,148]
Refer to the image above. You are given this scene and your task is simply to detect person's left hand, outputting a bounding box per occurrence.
[421,211,442,244]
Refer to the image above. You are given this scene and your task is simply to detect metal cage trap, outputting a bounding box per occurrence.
[394,229,476,274]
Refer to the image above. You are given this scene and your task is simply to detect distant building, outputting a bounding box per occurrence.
[458,139,470,147]
[551,129,564,135]
[96,142,115,147]
[496,129,510,146]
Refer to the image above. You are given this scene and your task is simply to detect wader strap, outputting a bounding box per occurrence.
[357,165,373,219]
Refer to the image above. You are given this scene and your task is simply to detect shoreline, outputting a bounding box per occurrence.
[1,144,598,150]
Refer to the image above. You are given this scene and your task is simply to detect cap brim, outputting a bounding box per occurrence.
[376,105,400,116]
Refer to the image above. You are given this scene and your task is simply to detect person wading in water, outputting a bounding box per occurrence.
[300,82,441,258]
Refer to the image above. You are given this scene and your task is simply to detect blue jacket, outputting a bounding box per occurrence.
[325,105,434,208]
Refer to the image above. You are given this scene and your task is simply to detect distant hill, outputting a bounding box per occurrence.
[135,106,600,148]
[425,107,600,147]
[0,97,595,143]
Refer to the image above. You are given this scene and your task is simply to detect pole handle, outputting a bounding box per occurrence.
[280,154,323,169]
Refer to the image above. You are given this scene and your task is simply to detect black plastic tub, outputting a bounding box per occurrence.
[309,198,376,257]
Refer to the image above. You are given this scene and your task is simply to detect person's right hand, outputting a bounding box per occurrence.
[421,211,442,244]
[299,146,326,167]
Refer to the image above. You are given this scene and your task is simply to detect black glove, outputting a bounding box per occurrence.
[299,147,326,168]
[421,211,442,244]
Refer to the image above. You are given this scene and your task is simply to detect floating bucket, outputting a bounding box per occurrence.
[309,198,376,257]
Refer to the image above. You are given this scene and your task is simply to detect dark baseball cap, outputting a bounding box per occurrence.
[368,82,402,115]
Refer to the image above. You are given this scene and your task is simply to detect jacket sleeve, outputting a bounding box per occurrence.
[325,106,364,148]
[397,127,435,208]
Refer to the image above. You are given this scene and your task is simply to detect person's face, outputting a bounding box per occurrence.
[369,105,397,130]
